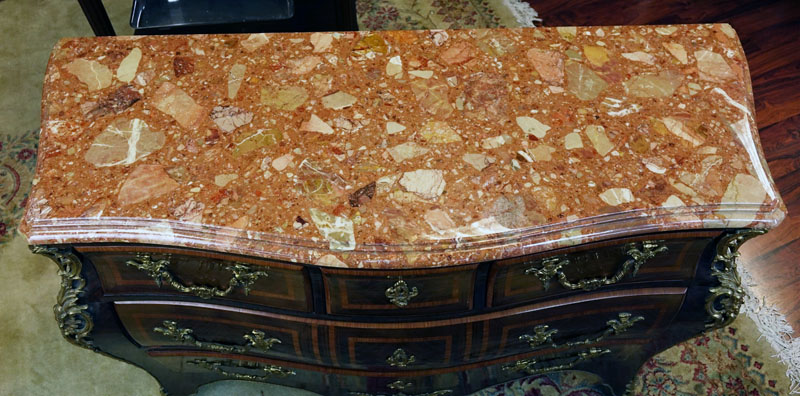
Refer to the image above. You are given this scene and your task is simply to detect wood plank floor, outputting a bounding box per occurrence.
[526,0,800,331]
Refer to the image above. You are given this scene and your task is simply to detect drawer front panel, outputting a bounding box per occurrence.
[326,288,684,370]
[322,266,477,316]
[146,352,331,395]
[488,234,714,308]
[115,302,318,365]
[118,288,684,381]
[327,323,468,371]
[468,292,685,362]
[335,371,461,395]
[83,247,311,312]
[146,351,460,396]
[462,343,653,395]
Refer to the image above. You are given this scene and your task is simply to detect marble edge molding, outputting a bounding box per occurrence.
[22,24,787,268]
[22,203,784,269]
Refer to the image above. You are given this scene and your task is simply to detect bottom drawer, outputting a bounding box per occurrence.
[144,343,646,396]
[144,352,331,395]
[146,350,461,395]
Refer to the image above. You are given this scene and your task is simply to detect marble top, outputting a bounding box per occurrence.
[21,25,785,269]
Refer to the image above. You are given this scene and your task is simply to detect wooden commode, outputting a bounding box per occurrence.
[21,25,785,395]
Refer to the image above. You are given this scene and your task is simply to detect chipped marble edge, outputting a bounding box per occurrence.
[22,204,785,269]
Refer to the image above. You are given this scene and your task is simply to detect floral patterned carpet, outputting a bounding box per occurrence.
[356,0,525,30]
[0,0,791,395]
[0,128,37,244]
[630,318,788,396]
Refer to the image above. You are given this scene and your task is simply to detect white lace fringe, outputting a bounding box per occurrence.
[502,0,542,27]
[739,265,800,393]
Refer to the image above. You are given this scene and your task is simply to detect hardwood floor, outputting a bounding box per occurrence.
[526,0,800,331]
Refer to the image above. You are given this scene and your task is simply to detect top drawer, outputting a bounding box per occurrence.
[322,265,477,317]
[80,246,312,312]
[488,233,717,308]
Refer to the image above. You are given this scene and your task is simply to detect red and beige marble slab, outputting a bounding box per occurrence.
[21,25,785,268]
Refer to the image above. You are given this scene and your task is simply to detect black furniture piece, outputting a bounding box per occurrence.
[78,0,358,36]
[78,0,117,36]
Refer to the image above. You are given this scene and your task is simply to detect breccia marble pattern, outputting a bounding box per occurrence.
[21,25,785,269]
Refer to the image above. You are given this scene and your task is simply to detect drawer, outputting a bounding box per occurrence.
[146,350,459,396]
[327,322,469,371]
[81,246,311,312]
[115,301,318,365]
[145,352,331,396]
[117,288,684,390]
[326,287,684,371]
[488,233,716,308]
[463,343,650,395]
[467,290,685,362]
[322,266,477,317]
[335,370,461,395]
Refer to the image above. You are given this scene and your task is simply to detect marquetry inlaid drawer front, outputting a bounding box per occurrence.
[114,302,317,365]
[327,322,469,371]
[322,266,477,316]
[488,234,715,308]
[336,371,461,396]
[146,352,330,395]
[148,351,460,396]
[82,246,311,312]
[466,292,685,363]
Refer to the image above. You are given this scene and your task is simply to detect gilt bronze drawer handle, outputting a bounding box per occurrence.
[386,348,416,367]
[385,278,419,307]
[525,240,668,291]
[125,254,268,299]
[502,347,611,375]
[520,313,644,350]
[153,320,280,354]
[187,358,295,380]
[565,312,644,347]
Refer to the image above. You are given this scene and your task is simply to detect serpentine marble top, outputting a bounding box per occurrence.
[21,25,785,268]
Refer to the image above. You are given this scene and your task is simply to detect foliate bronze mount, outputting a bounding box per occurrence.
[125,253,268,299]
[606,312,645,336]
[502,347,611,375]
[506,312,639,374]
[31,246,95,351]
[387,380,414,391]
[705,229,766,329]
[386,348,416,368]
[519,312,644,351]
[187,358,295,380]
[153,320,281,354]
[520,325,559,349]
[385,278,419,308]
[525,240,668,291]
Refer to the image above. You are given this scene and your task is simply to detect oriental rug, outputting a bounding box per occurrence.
[0,129,37,244]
